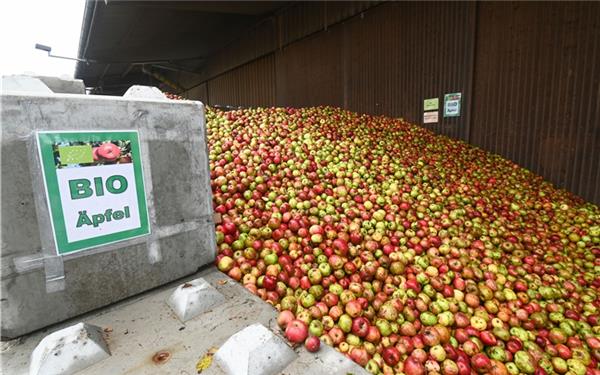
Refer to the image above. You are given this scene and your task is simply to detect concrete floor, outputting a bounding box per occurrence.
[1,266,367,375]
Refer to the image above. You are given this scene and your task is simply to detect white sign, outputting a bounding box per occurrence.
[444,93,462,117]
[56,164,142,243]
[37,131,150,255]
[423,111,439,124]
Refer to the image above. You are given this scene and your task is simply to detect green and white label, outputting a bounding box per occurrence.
[37,131,150,255]
[424,98,439,111]
[443,93,462,117]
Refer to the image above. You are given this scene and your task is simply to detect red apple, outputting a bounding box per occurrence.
[351,316,370,338]
[285,319,308,343]
[305,336,320,352]
[382,346,401,366]
[96,142,121,161]
[277,310,295,329]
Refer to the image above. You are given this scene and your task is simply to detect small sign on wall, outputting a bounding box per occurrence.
[424,98,439,111]
[444,93,462,117]
[423,111,439,124]
[423,97,439,124]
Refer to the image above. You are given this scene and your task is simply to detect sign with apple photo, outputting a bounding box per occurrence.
[37,131,150,255]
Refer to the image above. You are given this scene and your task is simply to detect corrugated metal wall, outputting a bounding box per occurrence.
[343,2,476,140]
[471,2,600,204]
[190,1,379,83]
[181,1,600,205]
[207,55,276,107]
[276,27,344,107]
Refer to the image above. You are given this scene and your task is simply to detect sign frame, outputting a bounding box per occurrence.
[37,130,150,255]
[443,93,462,117]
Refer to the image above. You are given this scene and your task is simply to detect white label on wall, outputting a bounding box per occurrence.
[423,111,439,124]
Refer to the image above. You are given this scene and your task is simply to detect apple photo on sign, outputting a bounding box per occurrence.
[53,140,132,169]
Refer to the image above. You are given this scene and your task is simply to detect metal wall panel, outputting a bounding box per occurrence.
[279,3,327,45]
[207,54,276,107]
[325,2,378,25]
[193,2,380,82]
[202,17,278,81]
[471,2,600,204]
[184,82,208,104]
[275,28,344,107]
[343,2,476,141]
[272,1,475,138]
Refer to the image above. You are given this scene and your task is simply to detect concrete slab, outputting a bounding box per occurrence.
[29,323,110,375]
[167,277,226,322]
[1,90,215,338]
[1,266,368,375]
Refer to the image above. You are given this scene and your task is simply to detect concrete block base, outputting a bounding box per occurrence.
[214,323,297,375]
[29,322,110,375]
[167,277,226,322]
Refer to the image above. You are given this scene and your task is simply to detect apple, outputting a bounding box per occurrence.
[349,347,369,367]
[267,274,282,291]
[305,336,320,352]
[309,319,324,337]
[322,292,339,308]
[365,325,381,343]
[97,142,121,161]
[403,356,425,375]
[339,314,353,333]
[376,319,392,337]
[328,327,345,345]
[277,310,295,329]
[322,315,335,330]
[345,300,363,318]
[382,346,400,366]
[351,316,370,338]
[285,319,308,343]
[217,256,234,272]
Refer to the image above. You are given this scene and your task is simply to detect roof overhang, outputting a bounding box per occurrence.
[75,1,288,94]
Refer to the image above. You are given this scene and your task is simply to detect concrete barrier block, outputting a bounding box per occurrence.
[123,85,167,99]
[2,75,52,93]
[167,277,226,322]
[214,323,297,375]
[35,76,85,94]
[1,90,214,338]
[29,322,110,375]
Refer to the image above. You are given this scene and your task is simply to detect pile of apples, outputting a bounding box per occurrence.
[205,106,599,375]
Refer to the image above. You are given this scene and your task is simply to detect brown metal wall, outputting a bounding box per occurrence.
[207,54,276,107]
[343,2,476,140]
[187,1,600,204]
[275,27,344,107]
[471,2,600,204]
[193,2,379,83]
[186,82,208,104]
